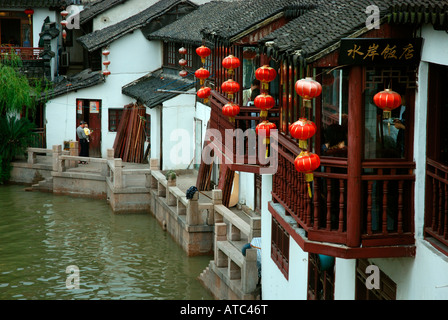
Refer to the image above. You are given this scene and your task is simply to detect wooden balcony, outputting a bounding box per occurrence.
[269,133,416,259]
[425,158,448,255]
[207,90,279,174]
[0,47,43,60]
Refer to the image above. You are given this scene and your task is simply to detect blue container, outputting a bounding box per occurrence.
[318,254,335,271]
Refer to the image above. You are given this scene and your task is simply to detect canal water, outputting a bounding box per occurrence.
[0,185,214,300]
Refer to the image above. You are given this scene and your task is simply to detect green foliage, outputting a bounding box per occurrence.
[0,116,37,184]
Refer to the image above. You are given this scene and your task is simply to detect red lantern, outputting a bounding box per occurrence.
[60,10,69,18]
[179,58,187,67]
[179,47,187,55]
[294,151,320,198]
[255,65,277,91]
[179,70,188,77]
[222,102,240,123]
[256,120,277,158]
[196,45,211,64]
[197,87,211,103]
[289,118,317,150]
[295,77,322,108]
[102,49,110,56]
[221,79,240,101]
[102,69,111,76]
[60,20,68,27]
[195,67,210,85]
[373,88,402,119]
[254,93,275,118]
[25,8,34,24]
[103,60,111,66]
[62,29,67,40]
[222,55,240,75]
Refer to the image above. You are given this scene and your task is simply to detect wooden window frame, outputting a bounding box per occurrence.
[108,108,123,132]
[307,253,335,300]
[271,216,289,279]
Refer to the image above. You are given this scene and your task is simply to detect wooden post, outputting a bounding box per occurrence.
[346,65,363,247]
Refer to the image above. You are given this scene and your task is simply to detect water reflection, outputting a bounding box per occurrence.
[0,185,213,300]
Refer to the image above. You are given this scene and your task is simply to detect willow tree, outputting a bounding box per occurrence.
[0,52,45,183]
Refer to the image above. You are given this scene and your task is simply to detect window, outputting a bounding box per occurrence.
[307,253,335,300]
[321,69,349,158]
[355,259,396,300]
[108,109,123,132]
[271,216,289,279]
[363,67,415,159]
[163,43,206,70]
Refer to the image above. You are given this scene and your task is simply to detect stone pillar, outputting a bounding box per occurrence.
[52,145,62,172]
[214,223,227,268]
[113,158,123,189]
[242,248,258,294]
[230,224,241,241]
[213,189,223,223]
[228,259,241,280]
[166,178,177,206]
[107,148,114,160]
[186,191,199,225]
[27,150,36,165]
[150,158,159,170]
[69,140,78,168]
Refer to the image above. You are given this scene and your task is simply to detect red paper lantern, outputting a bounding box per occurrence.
[195,67,210,85]
[255,65,277,90]
[179,70,188,77]
[25,8,34,24]
[222,102,240,123]
[179,47,187,55]
[373,88,402,119]
[196,45,211,64]
[197,86,211,103]
[289,118,317,149]
[221,79,240,101]
[294,151,320,198]
[60,10,69,18]
[102,49,110,56]
[103,60,111,66]
[254,93,275,118]
[60,20,68,27]
[102,69,111,76]
[295,77,322,108]
[178,58,187,66]
[222,55,240,75]
[256,120,277,158]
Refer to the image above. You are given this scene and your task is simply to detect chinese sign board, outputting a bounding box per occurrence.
[339,38,422,65]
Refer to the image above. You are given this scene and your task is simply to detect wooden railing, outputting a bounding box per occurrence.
[0,47,43,60]
[208,90,279,167]
[272,133,415,248]
[425,158,448,252]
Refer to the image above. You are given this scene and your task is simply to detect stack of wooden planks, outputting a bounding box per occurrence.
[113,103,147,163]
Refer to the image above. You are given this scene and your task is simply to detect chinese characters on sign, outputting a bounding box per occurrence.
[339,38,422,65]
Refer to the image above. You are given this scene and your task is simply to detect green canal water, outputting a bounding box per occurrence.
[0,185,214,300]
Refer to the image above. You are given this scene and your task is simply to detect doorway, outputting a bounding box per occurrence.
[76,99,102,157]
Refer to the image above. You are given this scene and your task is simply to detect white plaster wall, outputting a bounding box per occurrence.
[238,172,255,209]
[91,0,159,30]
[46,30,160,157]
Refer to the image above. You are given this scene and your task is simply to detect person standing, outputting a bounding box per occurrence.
[76,121,89,163]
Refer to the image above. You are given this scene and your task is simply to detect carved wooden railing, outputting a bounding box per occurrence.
[208,90,279,167]
[272,133,415,248]
[425,158,448,252]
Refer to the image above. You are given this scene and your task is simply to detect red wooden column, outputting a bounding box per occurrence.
[346,65,363,247]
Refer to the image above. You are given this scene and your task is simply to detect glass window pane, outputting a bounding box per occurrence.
[321,69,349,157]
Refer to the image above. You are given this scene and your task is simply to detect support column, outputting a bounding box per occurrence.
[187,191,199,225]
[52,145,62,172]
[347,65,363,247]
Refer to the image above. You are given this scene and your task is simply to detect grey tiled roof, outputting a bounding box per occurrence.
[200,0,320,45]
[77,0,197,52]
[45,69,104,100]
[0,0,69,7]
[122,68,195,108]
[79,0,128,25]
[146,0,233,47]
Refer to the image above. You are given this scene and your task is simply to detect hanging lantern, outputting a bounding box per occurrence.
[222,102,240,123]
[62,29,67,40]
[178,58,187,67]
[256,120,276,158]
[195,67,210,85]
[197,87,211,103]
[103,60,111,66]
[254,93,275,118]
[102,68,111,76]
[222,55,240,75]
[179,70,188,77]
[24,9,34,24]
[179,47,187,55]
[373,88,402,119]
[60,10,69,18]
[102,48,110,76]
[221,79,240,101]
[289,118,317,150]
[295,77,322,108]
[294,151,320,198]
[255,65,277,91]
[60,20,68,28]
[196,45,211,64]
